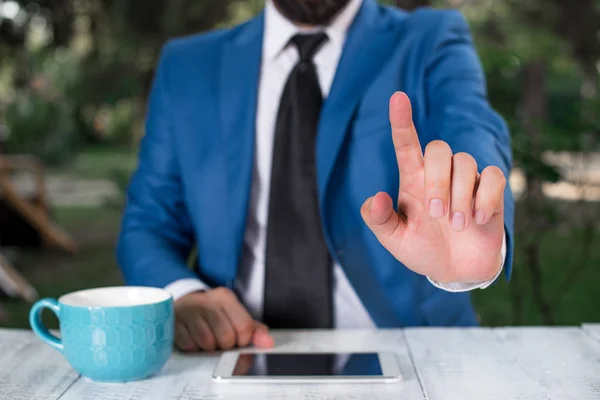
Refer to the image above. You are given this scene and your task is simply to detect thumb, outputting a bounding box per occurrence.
[361,192,402,239]
[251,322,275,348]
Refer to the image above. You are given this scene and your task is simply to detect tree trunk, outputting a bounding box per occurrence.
[522,61,545,204]
[521,61,554,325]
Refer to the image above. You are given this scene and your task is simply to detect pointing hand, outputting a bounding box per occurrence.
[361,92,506,283]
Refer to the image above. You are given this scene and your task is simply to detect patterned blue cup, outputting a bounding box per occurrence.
[29,287,174,382]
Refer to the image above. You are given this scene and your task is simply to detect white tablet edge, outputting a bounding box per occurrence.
[212,351,402,384]
[213,351,238,382]
[378,351,402,380]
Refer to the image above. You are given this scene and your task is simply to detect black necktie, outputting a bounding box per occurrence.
[263,33,332,329]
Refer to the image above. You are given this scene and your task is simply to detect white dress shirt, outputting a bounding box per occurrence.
[165,0,506,328]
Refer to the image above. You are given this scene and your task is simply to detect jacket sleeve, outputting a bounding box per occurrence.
[418,10,515,278]
[116,43,201,288]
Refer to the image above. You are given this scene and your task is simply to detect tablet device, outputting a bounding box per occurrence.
[213,351,401,383]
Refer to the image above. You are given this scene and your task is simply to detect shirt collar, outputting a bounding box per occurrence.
[262,0,363,62]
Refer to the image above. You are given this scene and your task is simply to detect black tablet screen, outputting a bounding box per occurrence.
[232,353,383,376]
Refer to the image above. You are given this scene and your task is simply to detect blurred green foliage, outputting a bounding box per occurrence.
[4,92,77,165]
[2,48,81,164]
[0,0,262,155]
[1,0,597,163]
[0,0,598,326]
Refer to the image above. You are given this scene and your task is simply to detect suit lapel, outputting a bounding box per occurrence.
[317,0,403,204]
[217,14,264,284]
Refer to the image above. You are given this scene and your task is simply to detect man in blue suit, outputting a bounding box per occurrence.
[117,0,514,352]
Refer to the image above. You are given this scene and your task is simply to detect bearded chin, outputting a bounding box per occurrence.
[272,0,352,25]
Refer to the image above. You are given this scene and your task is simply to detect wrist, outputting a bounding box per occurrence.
[175,288,207,302]
[165,278,210,302]
[431,267,460,285]
[433,249,503,284]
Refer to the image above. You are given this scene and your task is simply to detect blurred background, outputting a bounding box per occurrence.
[0,0,598,329]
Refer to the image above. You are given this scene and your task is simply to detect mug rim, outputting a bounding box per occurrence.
[59,286,172,309]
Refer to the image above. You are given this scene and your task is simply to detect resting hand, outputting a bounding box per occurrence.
[174,288,275,352]
[361,92,506,284]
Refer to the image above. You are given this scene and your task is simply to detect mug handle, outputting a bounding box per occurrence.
[29,298,63,352]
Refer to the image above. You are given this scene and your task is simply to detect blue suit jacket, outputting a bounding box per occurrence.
[117,0,514,327]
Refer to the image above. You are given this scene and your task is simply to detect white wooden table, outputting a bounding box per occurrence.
[1,326,599,399]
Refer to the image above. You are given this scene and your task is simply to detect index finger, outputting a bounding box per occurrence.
[252,322,275,348]
[390,92,424,189]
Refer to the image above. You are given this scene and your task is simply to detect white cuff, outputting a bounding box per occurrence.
[428,233,507,293]
[164,278,210,301]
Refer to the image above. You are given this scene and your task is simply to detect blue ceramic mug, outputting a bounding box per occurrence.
[29,286,174,382]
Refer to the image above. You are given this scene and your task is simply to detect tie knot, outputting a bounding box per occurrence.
[291,33,328,62]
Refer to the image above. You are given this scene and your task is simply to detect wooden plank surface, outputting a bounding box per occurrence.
[57,354,200,400]
[3,327,599,399]
[0,330,79,400]
[582,324,600,342]
[1,329,423,400]
[405,327,600,400]
[495,327,600,400]
[404,327,555,400]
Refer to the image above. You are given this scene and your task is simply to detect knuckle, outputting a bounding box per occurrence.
[428,178,450,191]
[175,332,193,351]
[212,287,233,301]
[451,185,473,205]
[199,335,216,351]
[425,140,452,155]
[453,152,477,169]
[238,319,255,336]
[175,307,195,323]
[185,291,209,306]
[175,323,186,335]
[452,195,472,208]
[212,287,227,296]
[483,166,506,185]
[174,308,185,320]
[476,193,495,209]
[220,330,236,349]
